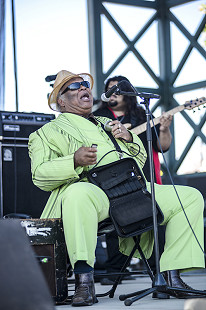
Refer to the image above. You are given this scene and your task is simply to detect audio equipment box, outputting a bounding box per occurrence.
[0,111,55,218]
[20,218,68,303]
[0,219,55,310]
[0,110,55,141]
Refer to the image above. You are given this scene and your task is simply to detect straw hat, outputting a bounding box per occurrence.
[48,70,94,111]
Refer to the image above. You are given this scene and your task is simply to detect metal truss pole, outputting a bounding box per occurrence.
[157,0,176,174]
[87,0,105,100]
[87,0,206,176]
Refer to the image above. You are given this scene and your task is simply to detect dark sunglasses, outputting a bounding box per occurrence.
[61,81,90,95]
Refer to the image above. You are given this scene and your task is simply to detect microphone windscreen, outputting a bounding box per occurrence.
[101,93,110,102]
[104,121,113,132]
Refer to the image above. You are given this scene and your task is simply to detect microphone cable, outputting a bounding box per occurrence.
[90,120,142,170]
[148,106,206,257]
[91,148,141,171]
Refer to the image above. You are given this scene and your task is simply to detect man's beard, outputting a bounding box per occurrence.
[108,100,118,107]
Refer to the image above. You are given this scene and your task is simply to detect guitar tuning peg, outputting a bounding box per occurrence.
[198,107,201,110]
[193,110,196,113]
[203,105,206,108]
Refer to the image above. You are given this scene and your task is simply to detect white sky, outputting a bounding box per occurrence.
[4,0,206,175]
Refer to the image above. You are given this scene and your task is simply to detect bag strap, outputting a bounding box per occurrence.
[99,122,123,158]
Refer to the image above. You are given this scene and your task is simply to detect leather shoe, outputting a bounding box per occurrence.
[165,270,200,299]
[72,271,98,306]
[100,277,122,286]
[152,291,170,299]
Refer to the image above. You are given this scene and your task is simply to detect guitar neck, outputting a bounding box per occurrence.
[131,105,185,135]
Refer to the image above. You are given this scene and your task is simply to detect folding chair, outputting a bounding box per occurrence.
[95,217,157,299]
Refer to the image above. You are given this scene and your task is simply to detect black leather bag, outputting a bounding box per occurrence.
[87,158,164,238]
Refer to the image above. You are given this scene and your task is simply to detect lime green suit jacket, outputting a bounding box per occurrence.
[28,113,147,219]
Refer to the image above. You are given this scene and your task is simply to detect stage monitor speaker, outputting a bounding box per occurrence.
[0,143,50,217]
[0,219,54,310]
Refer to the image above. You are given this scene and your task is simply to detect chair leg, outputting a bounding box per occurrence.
[134,237,154,281]
[96,236,153,298]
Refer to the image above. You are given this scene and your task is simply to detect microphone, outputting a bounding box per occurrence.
[104,120,113,132]
[101,84,120,102]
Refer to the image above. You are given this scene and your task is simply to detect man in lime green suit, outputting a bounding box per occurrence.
[28,70,205,306]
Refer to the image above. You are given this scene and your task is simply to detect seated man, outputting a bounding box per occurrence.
[28,70,205,307]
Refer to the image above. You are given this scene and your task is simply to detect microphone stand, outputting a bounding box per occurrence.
[116,91,206,306]
[140,96,167,289]
[128,95,168,302]
[116,90,160,99]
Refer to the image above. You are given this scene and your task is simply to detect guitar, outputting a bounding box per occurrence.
[126,97,206,136]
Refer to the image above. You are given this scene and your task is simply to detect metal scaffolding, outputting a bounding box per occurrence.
[87,0,206,178]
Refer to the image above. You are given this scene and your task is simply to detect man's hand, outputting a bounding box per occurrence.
[74,146,97,168]
[109,120,133,142]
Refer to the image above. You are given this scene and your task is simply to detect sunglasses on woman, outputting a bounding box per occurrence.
[61,81,90,95]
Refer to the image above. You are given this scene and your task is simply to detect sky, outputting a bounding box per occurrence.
[4,0,206,175]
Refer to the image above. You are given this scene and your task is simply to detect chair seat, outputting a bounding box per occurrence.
[98,218,114,235]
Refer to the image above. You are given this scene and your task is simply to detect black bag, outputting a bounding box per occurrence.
[87,158,164,238]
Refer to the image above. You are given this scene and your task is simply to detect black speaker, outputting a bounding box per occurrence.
[0,110,55,139]
[162,173,206,199]
[0,111,55,218]
[0,219,54,310]
[20,218,68,303]
[0,143,50,217]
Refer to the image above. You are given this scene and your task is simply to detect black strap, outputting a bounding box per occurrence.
[100,122,123,154]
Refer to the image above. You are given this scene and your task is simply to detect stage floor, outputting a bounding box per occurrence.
[56,270,206,310]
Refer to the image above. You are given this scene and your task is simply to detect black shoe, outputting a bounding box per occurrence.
[152,291,170,299]
[166,270,201,299]
[100,277,122,286]
[72,271,98,306]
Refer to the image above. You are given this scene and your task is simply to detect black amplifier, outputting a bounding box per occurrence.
[0,111,55,218]
[0,111,55,141]
[20,218,68,303]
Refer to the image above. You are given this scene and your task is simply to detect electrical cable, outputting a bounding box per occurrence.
[112,80,205,257]
[91,145,141,170]
[147,106,206,257]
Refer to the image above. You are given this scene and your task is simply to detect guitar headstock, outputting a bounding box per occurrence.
[184,97,206,110]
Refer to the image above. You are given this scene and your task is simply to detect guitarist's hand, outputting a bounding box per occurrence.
[159,113,173,132]
[158,113,173,151]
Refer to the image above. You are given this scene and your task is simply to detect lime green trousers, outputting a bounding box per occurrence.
[60,182,205,272]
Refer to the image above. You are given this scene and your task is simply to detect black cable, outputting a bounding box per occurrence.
[11,0,18,111]
[92,148,141,171]
[12,117,17,215]
[101,80,205,257]
[91,121,141,169]
[148,107,206,257]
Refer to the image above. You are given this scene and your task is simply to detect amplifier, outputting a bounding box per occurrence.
[20,218,68,303]
[0,111,55,218]
[0,219,54,310]
[162,173,206,199]
[0,111,55,141]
